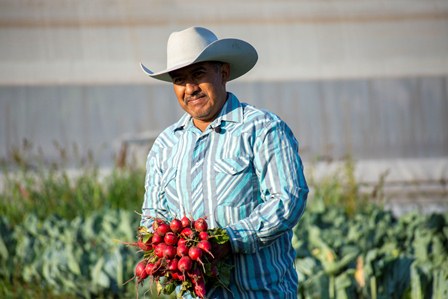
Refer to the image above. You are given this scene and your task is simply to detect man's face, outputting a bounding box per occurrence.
[170,62,230,130]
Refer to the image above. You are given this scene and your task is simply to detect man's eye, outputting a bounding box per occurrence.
[173,78,184,85]
[195,70,207,77]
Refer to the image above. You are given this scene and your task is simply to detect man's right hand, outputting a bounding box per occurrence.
[211,240,232,261]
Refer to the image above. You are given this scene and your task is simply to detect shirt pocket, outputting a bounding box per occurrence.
[213,155,255,207]
[214,155,251,175]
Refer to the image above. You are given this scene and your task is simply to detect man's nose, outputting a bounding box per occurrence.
[185,81,199,94]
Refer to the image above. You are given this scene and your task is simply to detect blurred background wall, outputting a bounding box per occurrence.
[1,0,447,213]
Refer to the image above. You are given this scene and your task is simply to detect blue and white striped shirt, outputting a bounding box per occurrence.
[142,93,308,298]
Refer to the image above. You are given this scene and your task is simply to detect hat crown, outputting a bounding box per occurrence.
[141,26,257,82]
[166,27,218,69]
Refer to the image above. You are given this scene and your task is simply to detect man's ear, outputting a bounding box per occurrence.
[221,63,231,83]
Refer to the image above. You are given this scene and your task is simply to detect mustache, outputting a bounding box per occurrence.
[185,91,205,103]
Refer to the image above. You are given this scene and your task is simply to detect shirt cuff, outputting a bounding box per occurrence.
[225,220,259,254]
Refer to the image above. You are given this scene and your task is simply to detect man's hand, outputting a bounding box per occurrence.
[211,240,232,261]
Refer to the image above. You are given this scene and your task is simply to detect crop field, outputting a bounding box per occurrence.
[0,155,447,299]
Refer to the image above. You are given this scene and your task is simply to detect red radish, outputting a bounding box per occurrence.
[152,233,163,245]
[197,240,214,258]
[169,218,183,233]
[154,243,166,258]
[171,271,185,281]
[188,246,203,261]
[156,223,171,236]
[135,261,148,280]
[199,231,209,240]
[130,216,231,296]
[194,278,206,298]
[144,262,154,275]
[145,260,161,275]
[181,216,191,228]
[177,243,189,257]
[163,245,177,259]
[152,218,165,231]
[187,267,206,293]
[177,256,193,272]
[187,266,203,281]
[137,239,151,251]
[164,232,178,246]
[167,258,179,271]
[177,237,188,247]
[194,218,208,232]
[180,227,194,239]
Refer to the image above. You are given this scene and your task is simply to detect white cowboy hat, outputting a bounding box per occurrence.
[140,26,258,82]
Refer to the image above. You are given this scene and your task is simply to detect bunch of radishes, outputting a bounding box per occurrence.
[131,216,231,298]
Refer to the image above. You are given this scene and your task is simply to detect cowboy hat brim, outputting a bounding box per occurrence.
[140,38,258,83]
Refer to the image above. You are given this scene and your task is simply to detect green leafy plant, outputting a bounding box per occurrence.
[293,163,448,299]
[1,149,447,298]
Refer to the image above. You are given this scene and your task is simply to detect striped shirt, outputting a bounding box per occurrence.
[141,93,308,298]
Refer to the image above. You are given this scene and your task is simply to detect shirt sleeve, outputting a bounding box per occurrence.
[226,119,309,254]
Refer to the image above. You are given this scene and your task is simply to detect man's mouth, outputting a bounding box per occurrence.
[186,94,206,105]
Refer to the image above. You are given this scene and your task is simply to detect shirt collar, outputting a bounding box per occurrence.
[172,92,243,132]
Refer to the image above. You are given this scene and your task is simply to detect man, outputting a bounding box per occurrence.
[140,26,308,298]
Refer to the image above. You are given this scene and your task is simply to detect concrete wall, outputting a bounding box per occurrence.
[1,0,447,192]
[1,76,447,166]
[1,0,448,84]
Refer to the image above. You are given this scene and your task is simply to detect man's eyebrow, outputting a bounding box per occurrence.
[169,71,183,79]
[170,64,209,79]
[190,65,207,72]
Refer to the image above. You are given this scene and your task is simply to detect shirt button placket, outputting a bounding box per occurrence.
[190,135,207,218]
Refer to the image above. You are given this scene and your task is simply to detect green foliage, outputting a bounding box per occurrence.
[0,141,145,224]
[104,168,146,211]
[0,165,145,225]
[0,153,447,298]
[293,166,448,299]
[306,159,375,218]
[0,209,186,299]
